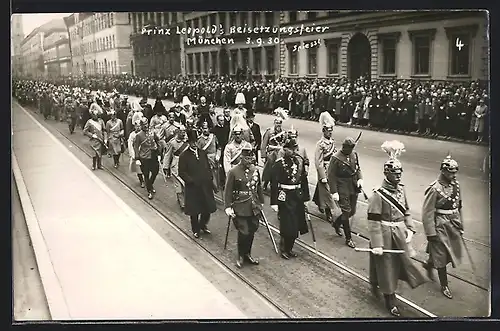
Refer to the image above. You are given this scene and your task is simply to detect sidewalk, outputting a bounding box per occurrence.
[12,102,247,320]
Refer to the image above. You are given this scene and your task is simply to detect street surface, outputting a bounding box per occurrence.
[12,176,51,321]
[15,100,490,318]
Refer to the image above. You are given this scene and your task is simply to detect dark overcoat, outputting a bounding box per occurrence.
[270,154,309,239]
[178,148,217,216]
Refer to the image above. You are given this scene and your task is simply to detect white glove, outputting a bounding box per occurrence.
[271,205,279,212]
[320,178,327,184]
[357,179,363,188]
[92,134,97,139]
[372,247,383,255]
[332,192,340,201]
[225,207,235,217]
[157,155,161,163]
[460,230,464,235]
[136,160,141,166]
[405,229,414,243]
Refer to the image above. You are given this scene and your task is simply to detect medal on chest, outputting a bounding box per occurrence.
[436,181,460,207]
[244,168,259,191]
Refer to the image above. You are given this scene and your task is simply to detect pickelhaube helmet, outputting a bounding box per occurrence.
[287,125,298,138]
[381,140,405,173]
[283,138,299,149]
[441,154,459,173]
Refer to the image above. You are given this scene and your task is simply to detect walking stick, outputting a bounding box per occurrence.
[305,207,317,252]
[260,211,279,254]
[461,235,478,276]
[224,216,232,250]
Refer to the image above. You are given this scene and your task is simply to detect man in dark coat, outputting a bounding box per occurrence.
[245,110,262,163]
[327,137,363,248]
[270,138,309,260]
[178,129,217,238]
[224,142,264,268]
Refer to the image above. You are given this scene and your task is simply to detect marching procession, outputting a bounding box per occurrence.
[13,77,470,317]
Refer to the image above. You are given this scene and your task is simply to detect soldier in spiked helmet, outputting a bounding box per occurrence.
[422,154,465,300]
[367,140,426,317]
[313,111,338,224]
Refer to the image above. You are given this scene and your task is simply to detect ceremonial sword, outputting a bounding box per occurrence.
[260,211,279,254]
[353,131,369,200]
[305,208,317,252]
[355,248,405,254]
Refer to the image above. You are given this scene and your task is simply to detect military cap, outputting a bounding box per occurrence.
[342,137,356,147]
[233,125,243,133]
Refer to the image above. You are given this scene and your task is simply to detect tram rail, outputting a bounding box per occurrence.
[16,102,451,318]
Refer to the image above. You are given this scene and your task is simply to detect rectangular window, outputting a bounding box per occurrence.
[231,50,238,73]
[265,12,274,26]
[219,13,226,29]
[253,13,261,27]
[241,49,249,68]
[156,13,162,25]
[413,36,431,75]
[326,42,339,74]
[195,53,201,74]
[289,11,297,22]
[230,12,237,27]
[172,12,177,23]
[241,12,248,26]
[308,47,317,74]
[450,33,470,75]
[382,38,396,74]
[266,47,275,74]
[288,44,298,74]
[307,11,317,20]
[211,52,217,74]
[253,48,261,73]
[112,35,115,48]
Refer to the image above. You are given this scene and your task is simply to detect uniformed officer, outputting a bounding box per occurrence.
[224,142,263,268]
[367,140,426,317]
[313,112,337,223]
[270,138,310,259]
[261,108,288,190]
[164,124,189,209]
[327,137,363,248]
[422,155,465,300]
[197,121,219,191]
[223,125,246,175]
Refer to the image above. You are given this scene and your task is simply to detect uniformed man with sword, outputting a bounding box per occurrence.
[224,142,265,268]
[365,140,426,317]
[327,134,364,248]
[421,154,467,300]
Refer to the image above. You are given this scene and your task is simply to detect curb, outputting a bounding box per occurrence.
[12,153,71,321]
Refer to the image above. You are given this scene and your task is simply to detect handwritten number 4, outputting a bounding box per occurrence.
[456,38,464,51]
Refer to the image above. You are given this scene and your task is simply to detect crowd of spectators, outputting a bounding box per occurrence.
[20,74,489,143]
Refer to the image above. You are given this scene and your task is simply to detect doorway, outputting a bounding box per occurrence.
[347,33,371,80]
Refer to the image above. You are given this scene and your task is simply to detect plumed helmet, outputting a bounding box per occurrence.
[441,154,459,173]
[319,111,335,131]
[273,107,289,122]
[381,140,405,173]
[235,92,246,105]
[182,96,191,107]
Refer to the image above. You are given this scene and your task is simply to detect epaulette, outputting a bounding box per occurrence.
[275,157,283,163]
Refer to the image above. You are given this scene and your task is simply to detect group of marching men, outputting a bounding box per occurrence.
[13,80,468,318]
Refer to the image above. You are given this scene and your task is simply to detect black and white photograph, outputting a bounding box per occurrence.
[11,10,491,321]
